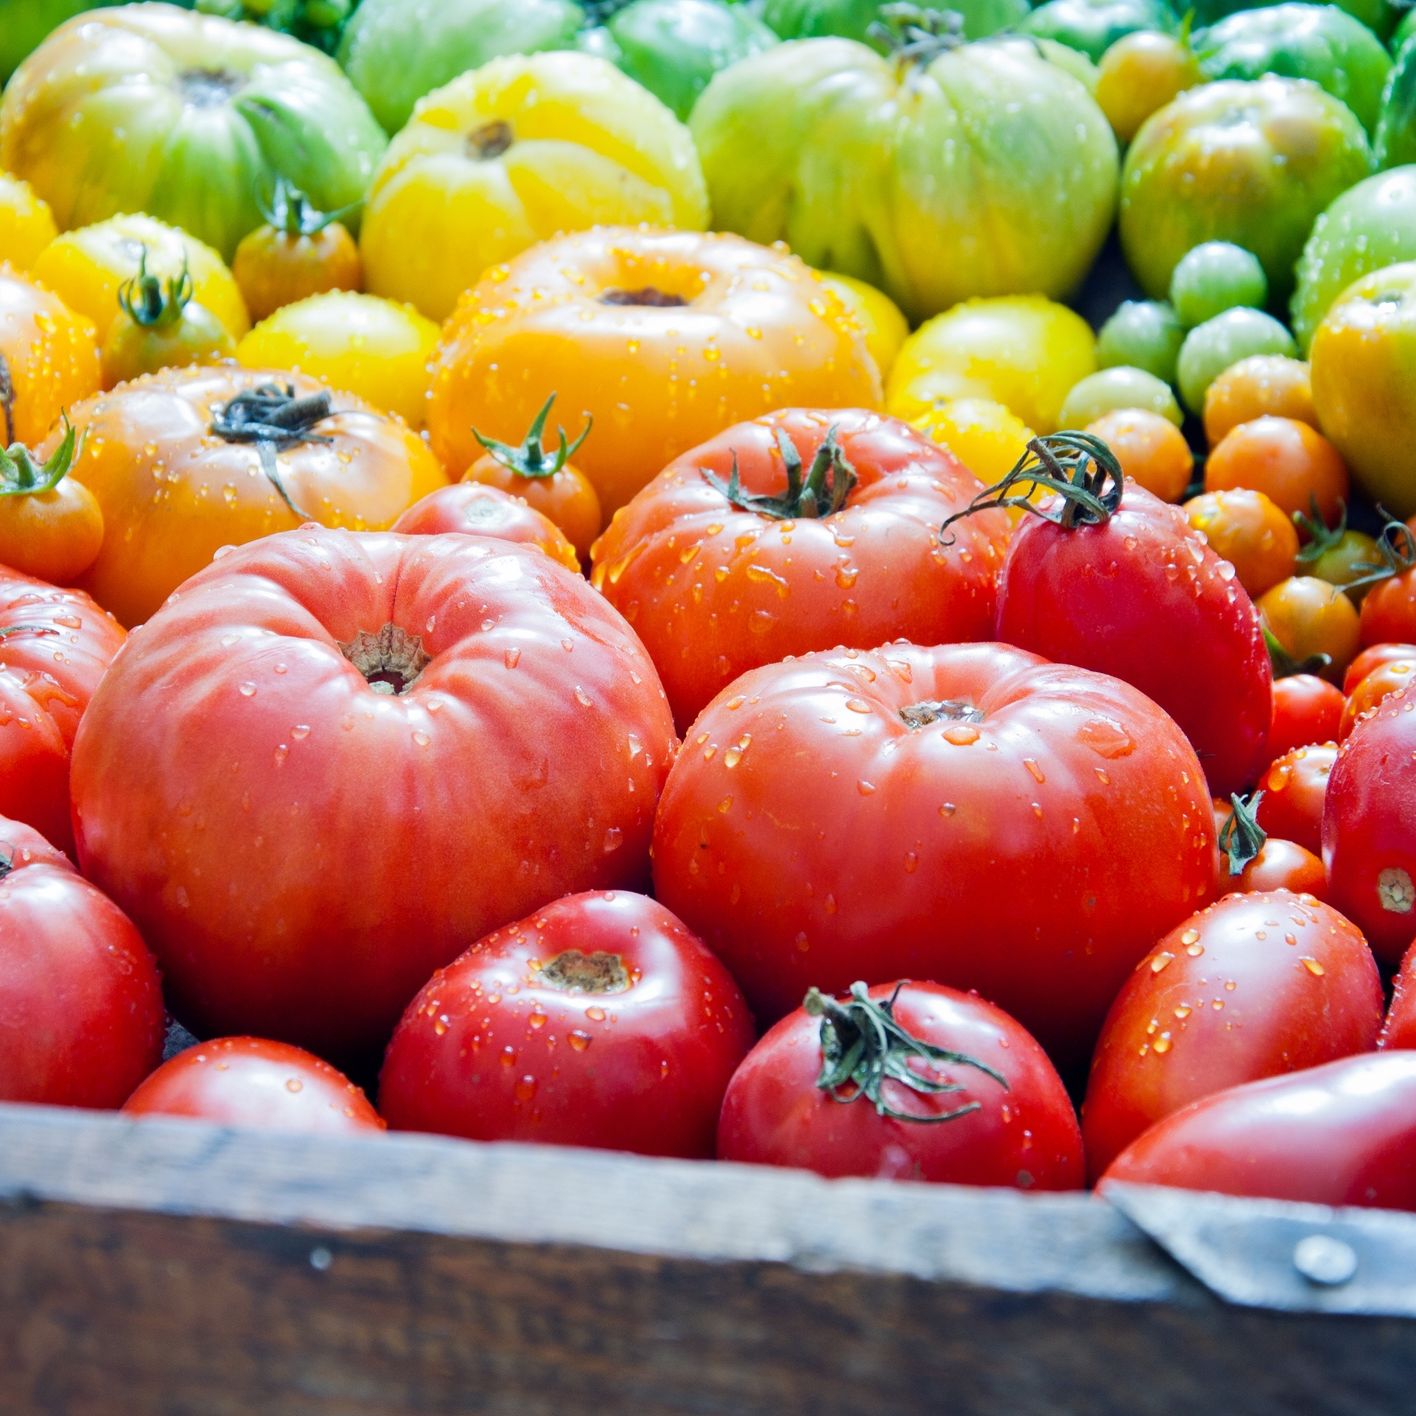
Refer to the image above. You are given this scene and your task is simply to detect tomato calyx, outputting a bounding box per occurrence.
[1294,497,1350,564]
[338,624,431,696]
[210,383,335,520]
[472,394,592,482]
[468,121,514,161]
[806,980,1007,1123]
[0,416,79,500]
[702,427,858,521]
[599,289,689,308]
[1218,790,1267,877]
[870,5,967,73]
[538,949,631,994]
[116,248,194,330]
[1335,515,1416,594]
[178,69,243,110]
[899,698,984,730]
[1263,624,1330,680]
[256,175,354,238]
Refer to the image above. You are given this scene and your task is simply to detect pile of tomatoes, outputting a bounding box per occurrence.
[4,0,1416,1217]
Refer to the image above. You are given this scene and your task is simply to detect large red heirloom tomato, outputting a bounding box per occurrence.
[592,409,1009,731]
[652,642,1216,1067]
[70,527,678,1059]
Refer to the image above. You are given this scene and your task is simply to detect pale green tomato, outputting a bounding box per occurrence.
[1022,0,1178,62]
[1170,242,1269,327]
[762,0,1031,43]
[1059,367,1184,427]
[1377,33,1416,168]
[1097,300,1185,381]
[1177,308,1297,411]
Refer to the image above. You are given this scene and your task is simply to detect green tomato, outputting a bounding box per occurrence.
[1291,166,1416,349]
[0,1,121,81]
[1169,242,1269,327]
[1394,10,1416,52]
[1177,308,1297,411]
[1377,34,1416,167]
[1188,0,1397,42]
[762,0,1032,44]
[1097,300,1185,382]
[692,36,1119,324]
[1120,78,1372,304]
[1020,0,1177,62]
[1194,4,1392,137]
[1058,366,1184,427]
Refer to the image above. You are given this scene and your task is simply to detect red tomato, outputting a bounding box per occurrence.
[1344,643,1416,694]
[983,435,1271,797]
[652,642,1216,1068]
[717,981,1083,1189]
[0,568,125,854]
[70,528,678,1059]
[1253,742,1336,856]
[1267,673,1343,761]
[0,815,164,1107]
[1381,938,1416,1050]
[1082,890,1381,1178]
[391,482,581,574]
[1322,683,1416,966]
[379,891,754,1157]
[1100,1054,1416,1211]
[1211,792,1326,899]
[123,1037,383,1134]
[1359,568,1416,647]
[1341,657,1416,739]
[591,409,1008,732]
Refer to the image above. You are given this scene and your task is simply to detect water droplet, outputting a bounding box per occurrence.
[1152,1034,1172,1054]
[285,1078,303,1093]
[602,826,623,853]
[1023,758,1046,785]
[504,647,521,669]
[290,724,310,740]
[1173,1004,1193,1019]
[515,1075,537,1102]
[1301,957,1325,976]
[237,682,256,697]
[568,1030,592,1051]
[1150,952,1175,973]
[944,725,979,746]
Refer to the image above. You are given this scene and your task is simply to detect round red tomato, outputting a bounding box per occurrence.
[391,482,580,574]
[652,642,1216,1069]
[1342,656,1416,738]
[717,980,1083,1189]
[1381,938,1416,1050]
[70,528,678,1059]
[1211,793,1326,900]
[1345,643,1416,695]
[1267,673,1343,761]
[0,815,165,1108]
[1082,890,1381,1179]
[1100,1053,1416,1211]
[379,891,754,1158]
[591,409,1008,732]
[1253,742,1336,856]
[123,1037,383,1134]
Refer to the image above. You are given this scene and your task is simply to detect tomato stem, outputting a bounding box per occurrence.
[257,174,356,237]
[805,980,1006,1123]
[1294,495,1348,561]
[1333,510,1416,593]
[0,849,11,881]
[472,394,591,482]
[1218,790,1267,877]
[702,426,857,521]
[899,698,984,729]
[0,416,80,500]
[1263,625,1331,680]
[337,624,431,696]
[210,382,336,521]
[117,247,194,330]
[869,5,967,71]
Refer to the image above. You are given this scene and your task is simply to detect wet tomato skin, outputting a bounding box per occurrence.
[1267,673,1343,760]
[1380,939,1416,1050]
[1254,742,1336,856]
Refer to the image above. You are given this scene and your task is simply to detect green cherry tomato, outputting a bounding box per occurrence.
[1097,299,1186,382]
[1170,242,1270,328]
[1178,308,1298,412]
[1058,366,1185,427]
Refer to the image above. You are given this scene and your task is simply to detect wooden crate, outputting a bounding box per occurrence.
[2,1101,1414,1415]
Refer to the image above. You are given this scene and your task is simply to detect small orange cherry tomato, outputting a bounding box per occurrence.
[1204,415,1350,524]
[1254,741,1336,855]
[392,481,581,574]
[1202,355,1317,448]
[0,419,103,584]
[1085,408,1193,503]
[1258,574,1361,683]
[0,267,100,447]
[1183,487,1298,597]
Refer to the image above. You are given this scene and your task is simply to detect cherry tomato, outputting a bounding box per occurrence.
[1202,354,1317,448]
[1084,408,1193,503]
[1254,742,1336,855]
[1291,502,1381,604]
[1268,673,1343,759]
[1346,643,1416,695]
[392,482,580,574]
[1381,938,1416,1050]
[1183,487,1298,598]
[1258,575,1361,683]
[1095,32,1202,146]
[1357,525,1416,645]
[0,267,100,447]
[1212,794,1328,900]
[718,981,1083,1189]
[1204,415,1350,524]
[1342,657,1416,739]
[0,419,103,584]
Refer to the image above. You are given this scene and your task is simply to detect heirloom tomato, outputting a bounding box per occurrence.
[1254,742,1336,853]
[1182,489,1297,598]
[1381,939,1416,1048]
[392,482,580,573]
[1022,0,1176,61]
[1258,575,1360,682]
[99,254,235,389]
[1175,310,1297,415]
[0,174,56,273]
[427,229,880,519]
[1168,242,1268,329]
[380,891,754,1157]
[1377,31,1416,168]
[911,399,1036,492]
[46,368,447,627]
[123,1038,383,1134]
[1267,673,1344,758]
[1094,32,1201,145]
[0,268,99,447]
[1342,657,1416,734]
[718,981,1083,1189]
[0,4,385,260]
[652,642,1216,1067]
[70,528,677,1058]
[1203,416,1349,524]
[1202,355,1317,447]
[591,410,1009,730]
[691,31,1118,324]
[361,53,708,322]
[1119,78,1371,302]
[815,272,908,382]
[0,814,164,1109]
[1101,1053,1416,1211]
[1058,368,1182,429]
[0,419,103,585]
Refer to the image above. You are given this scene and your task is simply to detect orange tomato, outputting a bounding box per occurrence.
[392,481,580,574]
[0,266,100,447]
[1085,408,1193,502]
[1258,574,1361,683]
[1202,355,1317,448]
[0,419,103,584]
[1204,415,1349,524]
[1182,487,1298,598]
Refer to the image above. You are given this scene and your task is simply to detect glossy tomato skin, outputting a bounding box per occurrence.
[652,643,1216,1067]
[123,1037,383,1134]
[1100,1053,1416,1211]
[1359,567,1416,648]
[1268,674,1344,760]
[1216,834,1328,900]
[0,267,99,445]
[70,529,678,1059]
[1342,657,1416,738]
[392,482,580,574]
[0,815,165,1108]
[592,409,1009,731]
[1082,889,1380,1178]
[1254,742,1336,855]
[380,891,754,1157]
[1346,642,1416,694]
[717,981,1083,1188]
[1381,938,1416,1049]
[996,481,1272,798]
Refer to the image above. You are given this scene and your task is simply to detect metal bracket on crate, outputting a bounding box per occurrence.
[1102,1182,1416,1319]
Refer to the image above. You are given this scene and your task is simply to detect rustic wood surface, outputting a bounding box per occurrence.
[2,1104,1413,1415]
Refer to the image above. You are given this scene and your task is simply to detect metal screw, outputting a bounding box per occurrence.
[1293,1234,1358,1287]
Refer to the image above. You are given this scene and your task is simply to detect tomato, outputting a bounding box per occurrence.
[392,482,580,574]
[718,980,1083,1188]
[1360,571,1416,649]
[362,53,707,323]
[1059,367,1183,428]
[1119,78,1371,303]
[380,891,753,1156]
[763,0,1030,45]
[100,253,235,389]
[1176,309,1297,414]
[31,214,250,345]
[1083,409,1192,502]
[1345,642,1416,695]
[1380,938,1416,1049]
[0,419,103,585]
[652,642,1215,1067]
[1293,508,1379,603]
[1254,742,1336,854]
[0,568,124,854]
[71,527,677,1058]
[0,5,385,260]
[46,367,448,627]
[1169,242,1268,329]
[1183,488,1297,598]
[592,410,1008,732]
[1095,31,1202,146]
[231,179,362,325]
[1204,416,1349,526]
[1023,0,1178,62]
[911,398,1036,494]
[982,436,1272,798]
[427,229,880,520]
[1268,673,1344,759]
[1202,355,1317,447]
[1259,575,1361,683]
[1323,682,1416,964]
[0,268,99,448]
[0,173,56,272]
[1377,28,1416,167]
[1212,793,1328,899]
[814,271,908,383]
[1095,299,1184,384]
[886,295,1097,435]
[236,292,439,430]
[1100,1053,1416,1211]
[691,32,1118,324]
[0,813,164,1108]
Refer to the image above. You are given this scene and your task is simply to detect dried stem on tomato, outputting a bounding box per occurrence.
[210,382,336,520]
[1218,790,1267,877]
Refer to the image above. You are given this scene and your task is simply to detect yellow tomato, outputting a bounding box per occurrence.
[0,266,100,446]
[886,295,1096,434]
[361,53,709,322]
[30,214,250,344]
[912,397,1035,487]
[0,174,57,272]
[815,271,909,382]
[236,292,440,430]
